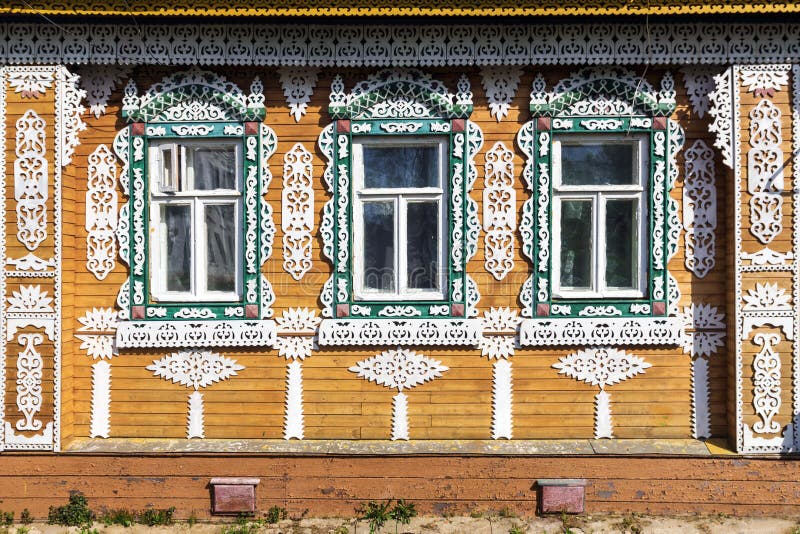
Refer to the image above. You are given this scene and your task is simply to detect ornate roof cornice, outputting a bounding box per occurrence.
[2,22,800,67]
[2,0,800,17]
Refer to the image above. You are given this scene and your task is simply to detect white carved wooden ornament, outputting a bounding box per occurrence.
[480,67,523,121]
[483,142,516,280]
[282,143,314,280]
[350,349,447,440]
[15,333,45,432]
[680,303,726,439]
[147,351,244,439]
[683,140,716,278]
[681,67,716,118]
[15,110,48,251]
[86,144,118,280]
[740,67,790,96]
[284,361,304,440]
[278,68,319,122]
[79,65,131,118]
[90,361,111,438]
[707,68,734,169]
[743,282,791,311]
[554,348,651,439]
[752,333,782,435]
[748,99,784,244]
[492,359,513,440]
[187,392,205,439]
[8,71,53,98]
[275,308,321,440]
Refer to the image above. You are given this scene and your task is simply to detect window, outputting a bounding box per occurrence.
[318,70,482,321]
[552,135,647,299]
[115,69,277,329]
[516,68,680,320]
[149,140,242,302]
[352,138,448,301]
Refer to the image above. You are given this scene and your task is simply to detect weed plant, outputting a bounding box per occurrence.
[48,493,95,527]
[138,507,175,526]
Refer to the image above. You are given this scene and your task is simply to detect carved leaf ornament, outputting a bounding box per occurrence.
[554,347,650,390]
[147,351,244,390]
[349,349,448,392]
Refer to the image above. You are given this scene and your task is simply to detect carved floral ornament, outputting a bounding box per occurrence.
[554,347,651,439]
[147,350,245,439]
[122,67,266,123]
[350,349,448,440]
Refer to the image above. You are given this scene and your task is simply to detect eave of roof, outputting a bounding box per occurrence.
[2,0,800,17]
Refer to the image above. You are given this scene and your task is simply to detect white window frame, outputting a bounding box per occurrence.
[551,134,648,299]
[352,136,448,301]
[148,139,243,303]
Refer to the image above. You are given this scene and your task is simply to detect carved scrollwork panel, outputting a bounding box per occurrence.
[282,143,314,281]
[86,145,118,280]
[14,110,48,251]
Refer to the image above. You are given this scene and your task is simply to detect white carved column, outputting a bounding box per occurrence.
[75,308,117,438]
[727,65,797,453]
[479,308,522,439]
[680,304,726,439]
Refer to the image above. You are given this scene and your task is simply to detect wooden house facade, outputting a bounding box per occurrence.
[1,0,800,516]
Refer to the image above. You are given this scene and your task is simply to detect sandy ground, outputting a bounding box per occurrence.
[10,514,800,534]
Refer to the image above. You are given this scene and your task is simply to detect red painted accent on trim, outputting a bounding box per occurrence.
[337,120,351,133]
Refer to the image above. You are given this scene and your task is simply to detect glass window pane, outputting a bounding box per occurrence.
[363,145,439,189]
[605,199,638,289]
[163,204,191,292]
[205,204,237,293]
[160,147,176,192]
[363,201,395,292]
[560,200,593,290]
[406,201,439,290]
[560,142,636,186]
[191,146,237,191]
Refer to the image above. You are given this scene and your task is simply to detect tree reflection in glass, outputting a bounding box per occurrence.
[363,201,395,292]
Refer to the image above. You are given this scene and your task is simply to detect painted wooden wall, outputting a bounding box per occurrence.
[30,66,728,444]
